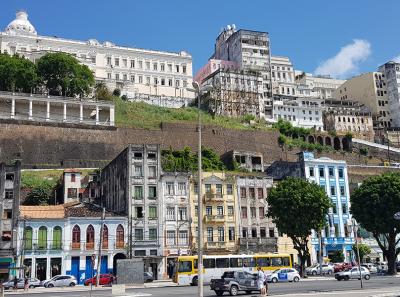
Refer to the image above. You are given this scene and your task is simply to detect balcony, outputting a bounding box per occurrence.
[71,242,81,250]
[85,242,95,250]
[204,215,226,223]
[115,242,126,250]
[206,241,227,249]
[204,192,224,202]
[239,238,278,253]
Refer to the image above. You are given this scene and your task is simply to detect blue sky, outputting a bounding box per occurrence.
[1,0,399,79]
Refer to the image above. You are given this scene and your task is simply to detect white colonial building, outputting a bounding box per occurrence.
[0,11,194,108]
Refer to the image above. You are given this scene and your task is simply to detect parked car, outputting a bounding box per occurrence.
[267,268,300,283]
[333,262,353,273]
[2,278,41,290]
[335,267,370,281]
[43,275,77,288]
[362,263,378,274]
[144,272,154,283]
[84,274,113,286]
[210,271,259,296]
[306,264,334,275]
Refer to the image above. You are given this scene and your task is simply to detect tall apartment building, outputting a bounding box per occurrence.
[295,73,345,99]
[379,61,400,127]
[271,56,297,98]
[0,161,21,280]
[100,144,164,279]
[212,25,272,118]
[333,72,391,129]
[1,11,194,107]
[236,174,277,253]
[189,172,238,254]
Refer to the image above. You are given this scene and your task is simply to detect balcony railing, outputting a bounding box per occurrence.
[86,242,95,250]
[71,242,81,250]
[204,215,226,223]
[115,242,125,249]
[206,241,227,249]
[204,192,224,202]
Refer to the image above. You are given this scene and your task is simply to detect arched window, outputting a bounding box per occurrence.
[38,226,47,250]
[116,225,124,249]
[72,225,81,249]
[53,226,62,250]
[86,225,95,250]
[102,225,109,249]
[24,227,33,250]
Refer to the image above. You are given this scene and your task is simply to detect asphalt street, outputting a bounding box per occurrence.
[4,276,400,297]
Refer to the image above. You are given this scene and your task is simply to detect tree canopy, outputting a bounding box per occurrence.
[23,186,53,206]
[351,172,400,274]
[268,177,331,276]
[352,243,371,263]
[37,52,94,97]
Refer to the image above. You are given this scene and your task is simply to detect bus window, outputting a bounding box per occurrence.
[216,258,229,268]
[243,257,256,268]
[282,257,290,266]
[257,257,270,267]
[204,258,216,269]
[194,259,198,269]
[230,258,243,268]
[178,261,192,273]
[271,257,283,266]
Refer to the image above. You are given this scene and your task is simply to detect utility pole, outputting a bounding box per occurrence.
[19,218,26,279]
[96,208,106,286]
[353,219,363,289]
[318,230,323,276]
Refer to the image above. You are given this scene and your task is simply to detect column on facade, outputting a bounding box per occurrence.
[63,103,67,122]
[28,100,33,120]
[79,104,83,123]
[11,98,15,119]
[46,101,50,121]
[109,106,115,126]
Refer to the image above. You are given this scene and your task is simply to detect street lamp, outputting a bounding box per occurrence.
[186,82,213,297]
[352,218,363,289]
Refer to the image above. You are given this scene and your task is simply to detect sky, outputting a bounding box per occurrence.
[1,0,399,79]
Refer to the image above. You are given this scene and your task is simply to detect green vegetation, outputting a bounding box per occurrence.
[267,177,332,277]
[162,146,225,172]
[353,243,372,263]
[114,98,272,130]
[94,82,113,101]
[351,172,400,274]
[359,147,369,156]
[272,119,311,138]
[24,186,54,206]
[330,250,345,263]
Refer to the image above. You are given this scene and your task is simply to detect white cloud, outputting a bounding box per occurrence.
[314,39,371,78]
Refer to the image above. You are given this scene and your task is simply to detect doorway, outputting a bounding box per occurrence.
[35,258,47,281]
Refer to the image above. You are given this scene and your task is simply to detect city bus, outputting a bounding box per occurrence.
[173,253,292,286]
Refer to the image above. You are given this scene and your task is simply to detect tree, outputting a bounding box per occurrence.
[267,177,331,277]
[352,243,371,263]
[113,88,121,97]
[37,52,94,97]
[94,82,112,100]
[23,186,52,206]
[330,250,345,263]
[350,172,400,274]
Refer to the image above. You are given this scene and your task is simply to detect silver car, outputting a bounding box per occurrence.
[43,275,77,288]
[2,278,41,290]
[335,267,370,281]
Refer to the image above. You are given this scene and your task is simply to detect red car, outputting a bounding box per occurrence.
[334,263,353,273]
[84,274,113,286]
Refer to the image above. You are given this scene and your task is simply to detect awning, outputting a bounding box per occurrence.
[0,258,13,264]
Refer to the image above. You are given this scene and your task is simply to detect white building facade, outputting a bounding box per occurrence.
[271,56,297,97]
[379,61,400,127]
[1,11,194,107]
[295,73,345,99]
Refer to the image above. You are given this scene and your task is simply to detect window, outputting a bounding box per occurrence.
[130,75,135,82]
[138,75,143,83]
[178,230,188,245]
[240,187,246,198]
[338,168,344,178]
[86,225,94,249]
[250,207,256,218]
[133,152,142,159]
[115,73,120,80]
[131,60,135,68]
[150,250,157,256]
[249,188,255,199]
[257,257,269,267]
[148,206,157,219]
[53,226,62,250]
[194,206,198,216]
[309,167,314,177]
[133,165,143,177]
[242,228,248,238]
[218,227,225,242]
[342,203,347,214]
[135,229,144,241]
[260,227,266,238]
[205,184,211,194]
[67,188,77,198]
[228,206,234,216]
[259,207,265,219]
[148,166,156,178]
[135,206,144,218]
[153,62,158,71]
[138,60,143,69]
[166,182,175,195]
[175,65,180,73]
[154,77,158,85]
[149,228,157,240]
[122,59,127,67]
[166,207,175,220]
[206,206,212,215]
[257,188,264,199]
[251,228,257,237]
[1,231,11,242]
[178,260,192,272]
[243,257,256,268]
[269,228,275,237]
[71,174,76,182]
[241,207,247,219]
[168,78,173,86]
[229,227,235,241]
[330,186,336,196]
[175,80,180,87]
[329,167,334,177]
[226,184,233,195]
[24,227,33,250]
[216,258,229,268]
[3,209,12,219]
[148,186,157,199]
[123,74,127,81]
[178,182,187,195]
[216,184,223,196]
[72,225,80,249]
[107,57,111,65]
[204,258,216,268]
[178,207,187,220]
[5,190,13,199]
[217,206,224,216]
[160,63,165,71]
[207,227,213,242]
[134,250,146,256]
[146,61,150,70]
[332,203,337,214]
[182,65,187,74]
[134,186,143,199]
[319,167,324,177]
[116,225,124,248]
[115,58,119,66]
[340,185,345,196]
[168,64,172,72]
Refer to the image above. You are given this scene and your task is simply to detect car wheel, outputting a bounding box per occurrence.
[337,277,342,281]
[271,277,278,283]
[344,276,350,281]
[293,276,300,282]
[312,271,317,276]
[29,285,35,289]
[364,274,370,280]
[48,284,54,288]
[69,282,75,287]
[191,276,198,286]
[229,285,238,296]
[215,290,224,296]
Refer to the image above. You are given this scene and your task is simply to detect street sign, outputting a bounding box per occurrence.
[394,212,400,220]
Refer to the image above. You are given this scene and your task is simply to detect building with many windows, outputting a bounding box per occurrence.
[236,174,276,253]
[189,172,238,254]
[295,73,345,99]
[378,61,400,127]
[0,11,194,107]
[271,56,297,98]
[0,161,21,280]
[100,144,164,279]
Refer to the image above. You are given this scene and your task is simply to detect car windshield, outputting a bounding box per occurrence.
[272,269,281,274]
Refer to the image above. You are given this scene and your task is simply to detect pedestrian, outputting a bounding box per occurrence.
[257,267,265,296]
[24,277,29,291]
[13,276,18,292]
[263,269,269,296]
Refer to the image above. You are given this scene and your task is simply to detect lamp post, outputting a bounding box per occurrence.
[352,218,363,289]
[187,82,212,297]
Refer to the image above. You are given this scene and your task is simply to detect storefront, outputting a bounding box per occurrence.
[0,258,14,281]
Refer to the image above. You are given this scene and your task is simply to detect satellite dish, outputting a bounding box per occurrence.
[394,212,400,220]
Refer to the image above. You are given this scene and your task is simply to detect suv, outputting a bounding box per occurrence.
[306,264,334,275]
[43,275,77,288]
[210,271,259,296]
[335,267,370,281]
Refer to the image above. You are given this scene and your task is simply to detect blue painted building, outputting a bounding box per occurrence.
[299,152,354,262]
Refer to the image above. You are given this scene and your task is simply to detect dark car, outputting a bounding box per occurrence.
[144,272,154,283]
[210,271,259,296]
[396,262,400,272]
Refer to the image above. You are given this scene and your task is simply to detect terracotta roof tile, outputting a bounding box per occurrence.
[20,205,65,219]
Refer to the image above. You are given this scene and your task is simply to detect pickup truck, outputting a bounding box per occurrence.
[210,271,259,296]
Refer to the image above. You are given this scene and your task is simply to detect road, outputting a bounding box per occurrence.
[4,276,400,297]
